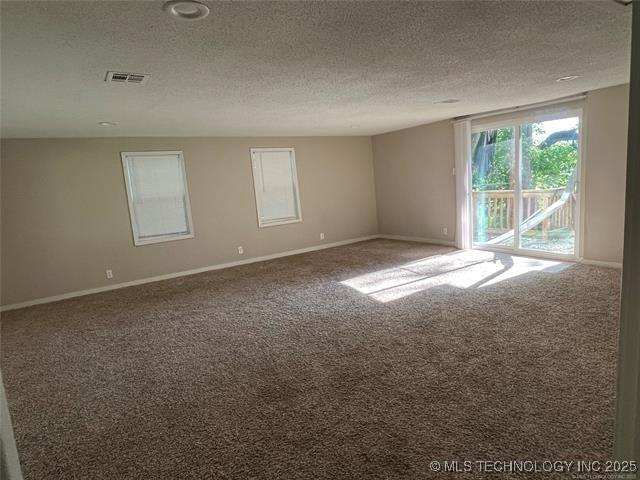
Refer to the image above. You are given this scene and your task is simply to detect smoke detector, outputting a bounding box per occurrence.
[105,71,150,85]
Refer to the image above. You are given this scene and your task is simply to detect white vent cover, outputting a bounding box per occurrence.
[105,71,150,85]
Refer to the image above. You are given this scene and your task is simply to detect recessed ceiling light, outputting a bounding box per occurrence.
[163,0,210,21]
[98,121,117,126]
[434,99,460,104]
[556,75,581,82]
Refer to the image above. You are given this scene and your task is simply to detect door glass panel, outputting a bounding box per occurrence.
[519,116,579,255]
[471,127,516,247]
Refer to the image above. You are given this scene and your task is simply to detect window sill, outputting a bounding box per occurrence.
[133,233,195,246]
[258,218,302,228]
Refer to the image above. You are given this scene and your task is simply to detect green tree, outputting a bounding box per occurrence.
[472,126,577,191]
[472,127,514,191]
[526,142,577,189]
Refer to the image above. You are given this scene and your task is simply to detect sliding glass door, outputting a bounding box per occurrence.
[470,112,580,257]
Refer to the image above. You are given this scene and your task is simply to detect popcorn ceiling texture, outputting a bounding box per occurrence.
[0,1,631,137]
[1,240,620,479]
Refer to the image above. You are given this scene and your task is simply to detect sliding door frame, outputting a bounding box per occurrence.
[514,125,523,251]
[469,107,585,262]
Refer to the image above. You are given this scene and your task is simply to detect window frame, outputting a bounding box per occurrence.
[250,147,303,228]
[121,150,195,246]
[468,106,585,261]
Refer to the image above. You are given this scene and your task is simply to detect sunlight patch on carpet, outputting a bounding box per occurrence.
[340,250,570,302]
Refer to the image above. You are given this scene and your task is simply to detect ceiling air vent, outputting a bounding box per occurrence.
[105,71,151,85]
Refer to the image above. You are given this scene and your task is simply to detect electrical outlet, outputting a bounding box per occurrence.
[237,246,244,255]
[320,232,325,240]
[443,227,448,236]
[105,269,113,279]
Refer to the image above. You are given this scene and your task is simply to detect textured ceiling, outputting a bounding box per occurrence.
[0,0,632,138]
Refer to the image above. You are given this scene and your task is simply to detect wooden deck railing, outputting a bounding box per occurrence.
[472,188,575,233]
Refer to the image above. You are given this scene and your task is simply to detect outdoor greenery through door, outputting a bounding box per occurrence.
[471,114,580,256]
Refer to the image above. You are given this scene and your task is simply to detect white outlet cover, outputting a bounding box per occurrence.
[238,246,244,254]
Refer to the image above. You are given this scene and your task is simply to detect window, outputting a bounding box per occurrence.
[121,151,194,246]
[467,110,582,258]
[250,148,302,227]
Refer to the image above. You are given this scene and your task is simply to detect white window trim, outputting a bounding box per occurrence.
[454,119,472,250]
[250,147,303,228]
[121,150,195,246]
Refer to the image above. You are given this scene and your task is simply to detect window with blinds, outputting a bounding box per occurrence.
[121,151,194,246]
[250,148,302,228]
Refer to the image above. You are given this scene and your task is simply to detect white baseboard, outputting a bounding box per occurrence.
[3,234,617,312]
[579,258,623,269]
[0,235,379,312]
[377,234,457,248]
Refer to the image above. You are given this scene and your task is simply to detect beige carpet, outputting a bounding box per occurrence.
[1,240,621,479]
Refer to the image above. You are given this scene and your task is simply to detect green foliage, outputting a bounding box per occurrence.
[524,143,577,189]
[472,128,513,190]
[472,125,577,191]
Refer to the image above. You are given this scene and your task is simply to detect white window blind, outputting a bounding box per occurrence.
[251,148,302,227]
[121,151,194,245]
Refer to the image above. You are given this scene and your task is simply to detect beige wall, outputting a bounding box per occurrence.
[372,84,629,263]
[1,84,629,305]
[1,137,378,305]
[372,120,456,243]
[583,84,629,263]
